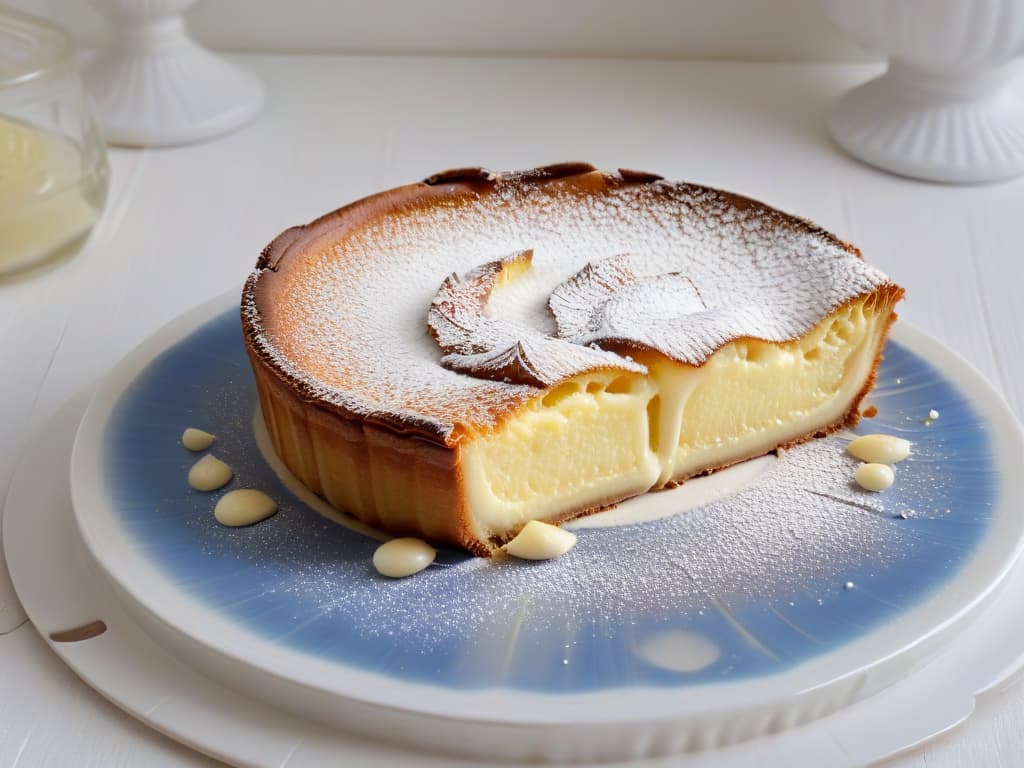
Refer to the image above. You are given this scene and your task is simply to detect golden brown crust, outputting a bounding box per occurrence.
[248,343,486,552]
[845,283,905,426]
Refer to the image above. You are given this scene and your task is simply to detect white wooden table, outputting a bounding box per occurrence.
[1,55,1022,767]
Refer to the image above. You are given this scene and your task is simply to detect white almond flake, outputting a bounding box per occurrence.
[182,427,216,451]
[847,434,911,465]
[505,520,578,560]
[373,538,437,578]
[855,463,895,492]
[215,489,278,526]
[188,454,233,492]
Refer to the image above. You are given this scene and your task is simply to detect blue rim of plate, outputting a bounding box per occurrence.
[70,295,1024,718]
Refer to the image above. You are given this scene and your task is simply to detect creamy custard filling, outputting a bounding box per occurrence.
[460,297,889,544]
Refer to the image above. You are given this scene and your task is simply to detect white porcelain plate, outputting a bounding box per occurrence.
[64,295,1024,762]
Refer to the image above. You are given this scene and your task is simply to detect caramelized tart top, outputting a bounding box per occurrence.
[242,164,898,446]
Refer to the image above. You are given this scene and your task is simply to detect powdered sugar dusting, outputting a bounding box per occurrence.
[293,437,909,646]
[245,170,895,442]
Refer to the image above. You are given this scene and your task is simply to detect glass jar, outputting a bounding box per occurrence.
[0,9,109,277]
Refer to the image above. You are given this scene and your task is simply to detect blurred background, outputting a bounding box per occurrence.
[7,0,877,61]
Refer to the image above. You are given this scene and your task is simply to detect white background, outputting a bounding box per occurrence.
[10,0,874,61]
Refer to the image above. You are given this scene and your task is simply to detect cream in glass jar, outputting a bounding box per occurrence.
[0,10,108,276]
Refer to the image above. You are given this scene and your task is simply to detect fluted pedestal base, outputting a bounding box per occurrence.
[829,62,1024,184]
[84,16,264,147]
